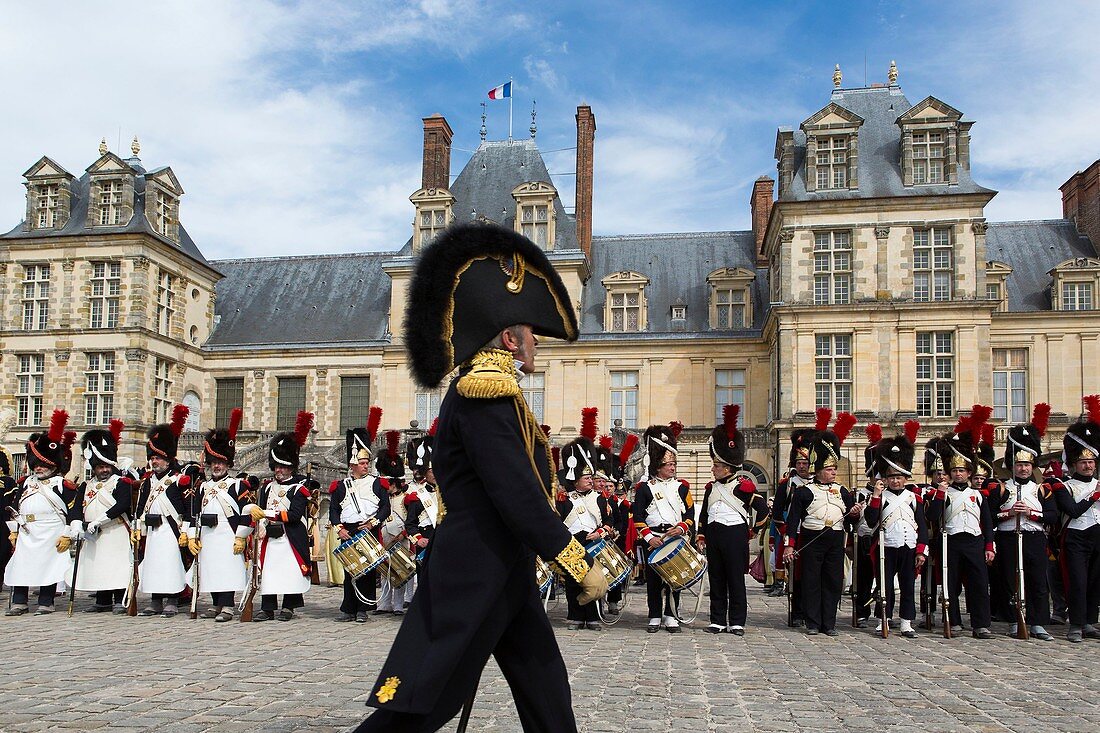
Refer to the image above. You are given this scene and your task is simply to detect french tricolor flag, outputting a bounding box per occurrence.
[487,81,512,100]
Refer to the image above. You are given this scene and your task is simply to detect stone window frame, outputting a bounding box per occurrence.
[1049,257,1100,312]
[89,260,122,329]
[814,333,853,413]
[153,357,174,423]
[800,103,863,193]
[84,351,116,425]
[156,267,177,336]
[707,267,755,328]
[609,370,639,429]
[916,330,955,419]
[409,187,455,254]
[913,226,955,302]
[512,181,557,250]
[601,271,650,332]
[714,367,747,425]
[22,157,74,231]
[985,261,1012,313]
[811,231,853,305]
[21,262,51,331]
[896,96,972,188]
[16,353,45,427]
[96,178,126,226]
[143,169,184,243]
[911,130,947,185]
[992,348,1028,424]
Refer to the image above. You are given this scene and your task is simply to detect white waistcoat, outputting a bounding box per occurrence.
[802,483,846,531]
[880,490,918,549]
[1064,477,1100,531]
[997,479,1045,533]
[565,491,602,535]
[944,487,982,536]
[339,476,380,524]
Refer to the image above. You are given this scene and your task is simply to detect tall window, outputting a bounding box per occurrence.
[993,349,1028,424]
[813,231,852,305]
[16,354,44,426]
[156,270,175,335]
[814,334,852,412]
[609,292,640,331]
[916,332,954,418]
[715,369,746,424]
[519,203,549,247]
[1062,282,1094,311]
[609,370,639,428]
[154,192,173,236]
[715,288,746,328]
[815,136,847,189]
[276,377,307,431]
[153,358,174,423]
[215,378,245,428]
[418,209,448,249]
[36,184,59,228]
[22,264,50,330]
[415,389,443,427]
[89,261,121,328]
[98,180,123,225]
[340,376,371,431]
[522,372,546,423]
[913,227,953,302]
[912,131,945,184]
[84,352,115,425]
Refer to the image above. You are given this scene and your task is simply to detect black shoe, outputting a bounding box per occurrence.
[646,623,660,634]
[585,621,602,631]
[856,618,869,629]
[277,609,294,621]
[902,629,918,638]
[567,621,583,630]
[394,609,405,616]
[252,610,274,622]
[705,624,724,634]
[355,612,368,623]
[824,629,839,637]
[334,613,354,622]
[972,628,993,639]
[806,628,819,636]
[728,626,745,636]
[83,605,111,613]
[372,609,390,616]
[665,624,681,634]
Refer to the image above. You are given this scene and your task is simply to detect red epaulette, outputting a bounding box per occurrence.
[178,473,191,487]
[379,477,391,491]
[680,479,691,490]
[297,484,311,498]
[61,478,77,491]
[556,491,568,503]
[404,491,419,505]
[736,478,755,494]
[328,479,341,495]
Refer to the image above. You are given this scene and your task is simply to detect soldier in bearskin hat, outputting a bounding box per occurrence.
[851,424,883,628]
[696,405,768,635]
[3,409,78,615]
[245,411,317,621]
[378,430,414,616]
[864,421,928,637]
[783,410,860,636]
[328,407,390,622]
[989,404,1057,640]
[1053,395,1100,642]
[67,419,136,613]
[404,420,443,559]
[927,408,997,638]
[769,426,815,603]
[132,404,200,617]
[605,433,638,615]
[187,409,257,622]
[0,409,19,590]
[632,421,694,633]
[359,222,603,732]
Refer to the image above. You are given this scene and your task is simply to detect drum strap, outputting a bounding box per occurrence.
[203,483,240,519]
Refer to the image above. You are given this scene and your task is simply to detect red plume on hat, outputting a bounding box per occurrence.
[170,404,189,437]
[48,409,69,443]
[1085,394,1100,426]
[293,411,313,448]
[551,446,561,472]
[228,408,243,441]
[865,423,882,444]
[619,434,639,464]
[969,404,992,445]
[63,430,77,448]
[386,430,400,460]
[580,407,598,442]
[599,435,613,452]
[429,418,439,437]
[1031,403,1051,437]
[833,412,857,445]
[366,406,383,443]
[904,420,921,447]
[723,404,740,442]
[814,407,832,433]
[109,419,125,445]
[669,421,684,438]
[981,422,995,447]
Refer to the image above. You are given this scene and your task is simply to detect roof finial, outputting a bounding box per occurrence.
[530,99,537,139]
[888,60,898,85]
[479,102,487,142]
[833,64,842,88]
[98,138,108,156]
[131,135,141,157]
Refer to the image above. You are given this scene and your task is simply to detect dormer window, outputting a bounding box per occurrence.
[98,180,124,225]
[986,261,1012,313]
[671,304,686,321]
[22,156,74,231]
[155,191,174,236]
[897,96,971,187]
[815,136,848,189]
[707,267,756,328]
[512,181,557,250]
[519,203,549,247]
[409,187,455,254]
[36,185,59,228]
[800,103,863,193]
[912,131,945,184]
[602,271,649,332]
[1048,257,1100,312]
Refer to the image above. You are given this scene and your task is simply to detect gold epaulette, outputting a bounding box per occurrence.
[456,349,521,399]
[550,537,589,584]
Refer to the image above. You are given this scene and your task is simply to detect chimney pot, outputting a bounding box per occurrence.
[575,105,596,260]
[750,176,775,263]
[422,115,454,191]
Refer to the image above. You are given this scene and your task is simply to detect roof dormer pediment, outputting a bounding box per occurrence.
[146,166,184,196]
[986,260,1014,275]
[897,96,963,124]
[23,156,74,181]
[512,180,557,197]
[85,152,133,176]
[1048,257,1100,276]
[801,103,864,131]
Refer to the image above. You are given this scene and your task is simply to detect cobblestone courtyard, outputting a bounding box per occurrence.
[1,581,1097,733]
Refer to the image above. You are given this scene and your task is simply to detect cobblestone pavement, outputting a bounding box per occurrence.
[1,579,1098,733]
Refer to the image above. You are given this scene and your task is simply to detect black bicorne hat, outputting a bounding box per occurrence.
[642,424,678,478]
[789,429,815,467]
[147,405,189,461]
[406,435,433,472]
[403,221,579,389]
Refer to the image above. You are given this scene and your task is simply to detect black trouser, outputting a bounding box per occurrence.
[1063,525,1100,626]
[210,591,235,607]
[151,593,179,605]
[1049,553,1068,620]
[355,565,578,732]
[261,593,304,611]
[996,530,1050,626]
[342,570,377,614]
[988,544,1011,621]
[853,534,873,620]
[11,584,57,607]
[799,528,845,632]
[705,522,749,627]
[94,589,124,607]
[947,532,991,630]
[882,545,917,621]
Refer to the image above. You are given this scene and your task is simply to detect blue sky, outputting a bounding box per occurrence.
[0,0,1096,259]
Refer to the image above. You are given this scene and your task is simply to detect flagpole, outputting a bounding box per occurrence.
[508,77,513,140]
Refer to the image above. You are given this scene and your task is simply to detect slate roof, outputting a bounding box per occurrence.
[206,253,392,348]
[0,158,213,269]
[781,86,995,202]
[582,231,767,338]
[985,220,1098,312]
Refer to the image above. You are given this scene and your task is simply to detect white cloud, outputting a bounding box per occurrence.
[524,57,561,92]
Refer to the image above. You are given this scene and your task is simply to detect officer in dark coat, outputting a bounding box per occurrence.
[357,221,606,732]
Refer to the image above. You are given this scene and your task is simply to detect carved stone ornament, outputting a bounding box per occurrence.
[131,256,150,270]
[874,226,890,240]
[125,349,147,363]
[971,221,989,235]
[62,259,75,272]
[778,229,795,243]
[316,369,328,378]
[253,370,265,379]
[55,351,70,363]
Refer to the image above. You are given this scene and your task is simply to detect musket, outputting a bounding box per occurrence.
[304,462,321,585]
[67,532,85,617]
[850,519,860,627]
[877,510,889,639]
[785,555,795,627]
[941,488,952,639]
[189,520,203,620]
[126,479,143,617]
[1014,481,1030,640]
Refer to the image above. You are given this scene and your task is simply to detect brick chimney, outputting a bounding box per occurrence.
[421,114,453,191]
[750,176,774,263]
[575,105,596,260]
[1061,159,1100,251]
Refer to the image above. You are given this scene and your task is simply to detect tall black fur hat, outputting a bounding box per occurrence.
[788,428,814,467]
[642,423,680,478]
[1005,403,1049,466]
[376,430,405,479]
[403,221,578,389]
[202,409,241,466]
[875,434,916,478]
[269,411,312,471]
[83,419,125,469]
[147,405,188,461]
[26,410,69,470]
[709,404,745,467]
[1064,395,1100,465]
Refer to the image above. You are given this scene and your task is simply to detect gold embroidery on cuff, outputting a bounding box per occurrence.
[376,676,401,704]
[552,537,589,584]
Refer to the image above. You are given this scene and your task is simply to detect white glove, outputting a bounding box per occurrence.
[86,519,103,534]
[16,515,27,527]
[69,520,83,535]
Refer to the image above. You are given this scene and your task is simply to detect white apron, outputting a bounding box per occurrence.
[71,477,132,591]
[6,481,71,587]
[138,480,187,594]
[191,479,247,593]
[259,481,310,596]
